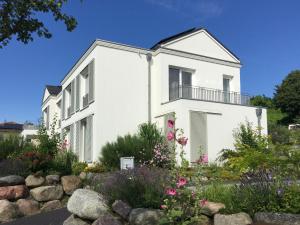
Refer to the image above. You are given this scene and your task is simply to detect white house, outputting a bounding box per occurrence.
[41,28,267,163]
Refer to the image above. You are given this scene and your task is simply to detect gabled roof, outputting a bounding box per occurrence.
[150,27,240,61]
[46,85,62,96]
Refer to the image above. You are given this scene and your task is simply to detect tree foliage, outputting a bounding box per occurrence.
[250,95,273,108]
[0,0,79,47]
[274,70,300,121]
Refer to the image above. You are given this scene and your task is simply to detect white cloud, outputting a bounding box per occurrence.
[144,0,223,21]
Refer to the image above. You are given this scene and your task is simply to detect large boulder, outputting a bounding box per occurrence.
[67,189,109,220]
[0,185,29,200]
[25,175,45,188]
[61,176,82,195]
[63,214,91,225]
[112,200,132,220]
[41,200,62,212]
[30,185,64,202]
[92,212,123,225]
[16,199,40,216]
[46,175,60,185]
[129,208,163,225]
[201,202,225,216]
[0,175,25,187]
[254,212,300,225]
[214,213,252,225]
[0,199,20,222]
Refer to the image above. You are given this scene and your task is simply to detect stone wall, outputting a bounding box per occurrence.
[0,174,82,223]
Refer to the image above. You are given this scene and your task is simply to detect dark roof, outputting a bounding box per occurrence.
[150,27,240,61]
[46,85,62,96]
[0,122,23,131]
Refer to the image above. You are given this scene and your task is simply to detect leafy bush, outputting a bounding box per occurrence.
[269,124,291,145]
[84,162,106,173]
[72,162,88,175]
[100,123,169,170]
[95,166,169,208]
[0,135,34,160]
[18,151,53,173]
[51,149,78,175]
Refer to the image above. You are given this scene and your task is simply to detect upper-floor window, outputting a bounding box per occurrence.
[43,106,49,130]
[169,67,192,101]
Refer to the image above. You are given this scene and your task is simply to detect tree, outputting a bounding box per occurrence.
[273,70,300,122]
[0,0,79,47]
[250,95,273,108]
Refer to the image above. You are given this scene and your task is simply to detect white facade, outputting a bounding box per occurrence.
[41,28,267,163]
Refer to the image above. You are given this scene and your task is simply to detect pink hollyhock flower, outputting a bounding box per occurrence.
[166,188,177,196]
[167,131,175,141]
[177,137,188,146]
[176,177,187,188]
[199,199,208,207]
[167,119,175,128]
[201,154,208,163]
[160,205,168,209]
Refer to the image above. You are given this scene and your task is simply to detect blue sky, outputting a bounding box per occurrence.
[1,0,300,123]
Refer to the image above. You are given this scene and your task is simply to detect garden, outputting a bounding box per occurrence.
[0,115,299,225]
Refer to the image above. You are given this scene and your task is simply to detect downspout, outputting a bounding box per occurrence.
[146,53,152,123]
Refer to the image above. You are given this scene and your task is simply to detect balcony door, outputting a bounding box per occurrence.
[223,77,230,103]
[169,68,192,101]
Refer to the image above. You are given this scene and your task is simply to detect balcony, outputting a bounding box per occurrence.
[169,85,251,106]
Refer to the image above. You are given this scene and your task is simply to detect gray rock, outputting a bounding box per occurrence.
[41,200,62,212]
[254,212,300,225]
[201,202,225,216]
[16,199,40,216]
[92,212,123,225]
[112,200,132,220]
[214,213,252,225]
[0,199,20,222]
[63,214,91,225]
[129,208,163,225]
[30,185,64,202]
[46,175,60,185]
[25,175,45,188]
[0,175,25,187]
[61,175,82,195]
[67,189,109,220]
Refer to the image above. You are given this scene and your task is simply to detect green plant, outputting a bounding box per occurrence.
[96,166,169,208]
[72,162,88,175]
[51,149,78,175]
[84,162,106,173]
[18,151,52,173]
[100,123,169,170]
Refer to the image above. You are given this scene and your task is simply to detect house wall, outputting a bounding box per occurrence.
[158,99,267,162]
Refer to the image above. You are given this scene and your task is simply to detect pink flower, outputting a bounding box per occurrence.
[166,188,177,196]
[176,177,187,188]
[199,199,208,207]
[160,205,168,209]
[167,119,175,128]
[167,131,175,141]
[201,154,208,163]
[177,137,188,146]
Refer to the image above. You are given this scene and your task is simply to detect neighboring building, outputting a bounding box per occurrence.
[0,122,23,139]
[41,27,267,163]
[0,122,38,142]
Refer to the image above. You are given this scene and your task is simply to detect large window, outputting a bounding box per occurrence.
[169,67,192,100]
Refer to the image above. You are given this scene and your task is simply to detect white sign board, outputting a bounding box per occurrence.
[120,157,134,170]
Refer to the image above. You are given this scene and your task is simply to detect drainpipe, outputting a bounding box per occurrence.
[146,53,152,123]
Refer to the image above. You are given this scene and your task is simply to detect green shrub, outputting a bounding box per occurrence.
[84,162,106,173]
[0,135,34,159]
[51,150,78,175]
[72,162,88,175]
[95,166,169,208]
[18,151,52,173]
[269,124,291,145]
[100,123,167,170]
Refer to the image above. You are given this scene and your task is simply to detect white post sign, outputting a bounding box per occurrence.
[120,157,134,170]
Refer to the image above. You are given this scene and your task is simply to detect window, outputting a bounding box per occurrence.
[169,67,193,100]
[223,77,231,103]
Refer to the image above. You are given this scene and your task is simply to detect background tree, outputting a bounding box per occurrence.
[0,0,79,47]
[273,70,300,122]
[250,95,274,108]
